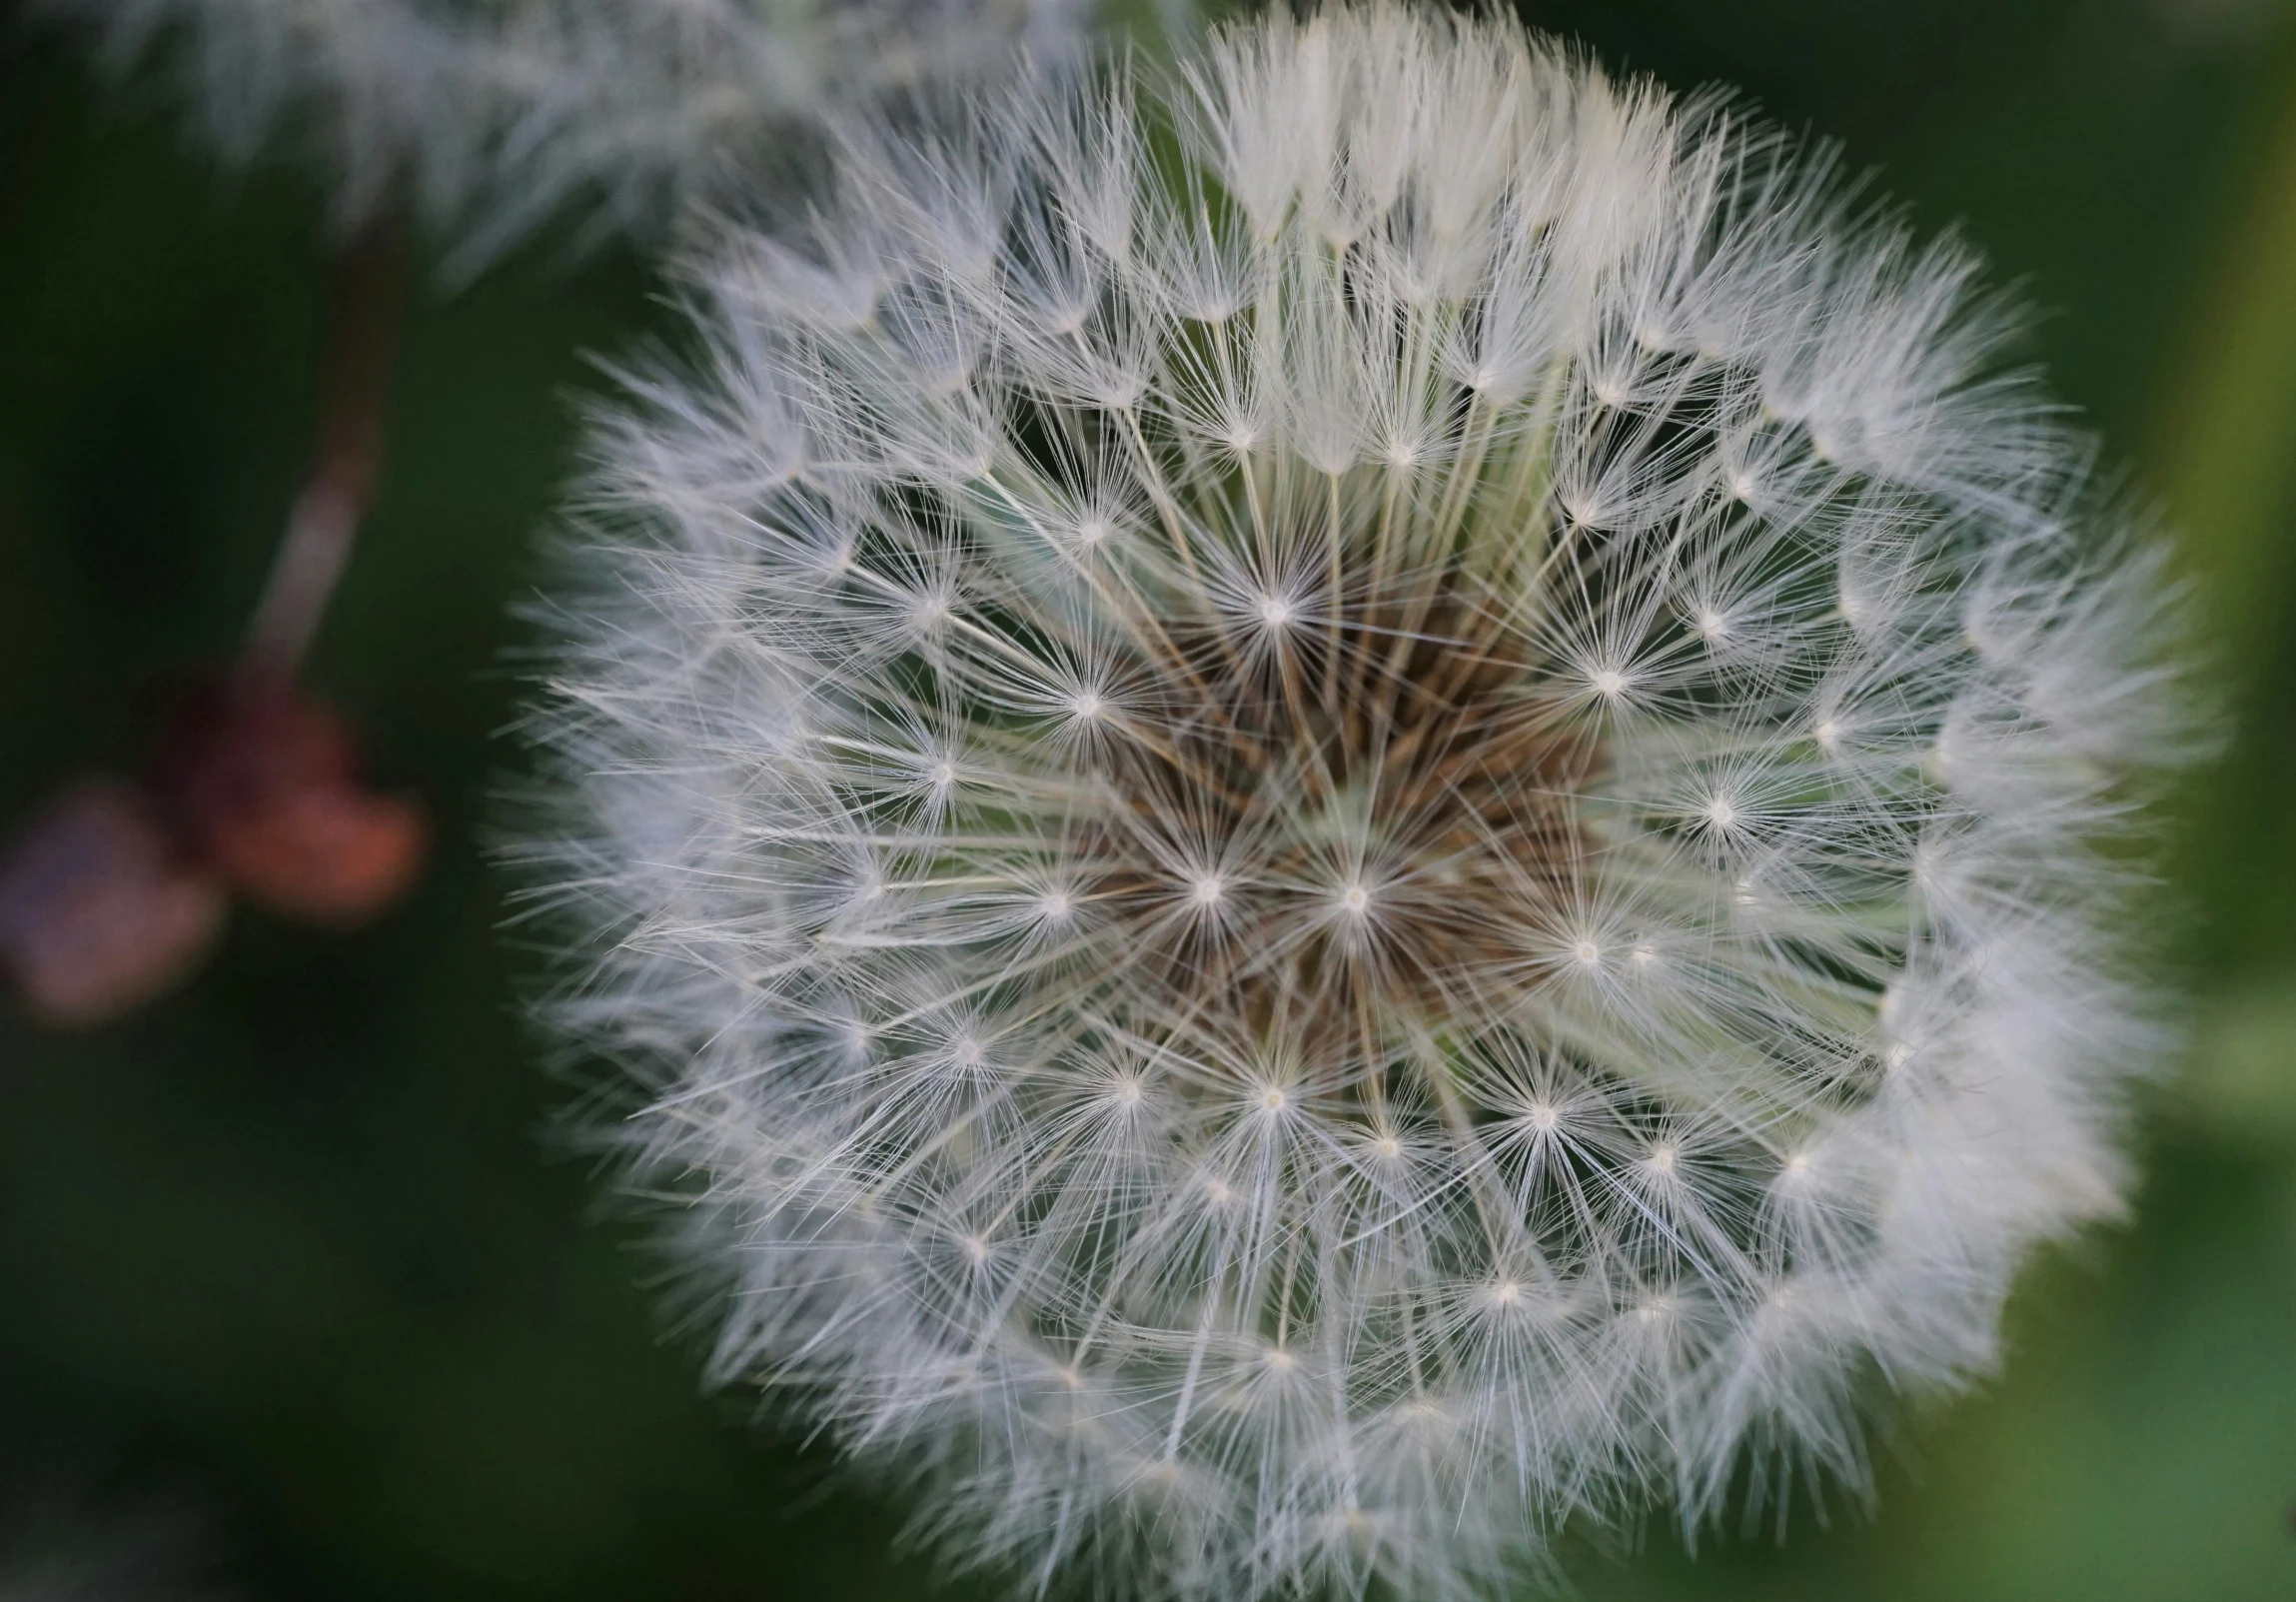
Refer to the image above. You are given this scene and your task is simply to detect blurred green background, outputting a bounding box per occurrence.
[1,0,2293,1596]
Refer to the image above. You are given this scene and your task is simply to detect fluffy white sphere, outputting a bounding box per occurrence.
[50,0,1083,264]
[522,6,2194,1596]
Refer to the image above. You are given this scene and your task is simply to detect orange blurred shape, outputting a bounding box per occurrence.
[204,784,426,927]
[163,680,426,927]
[0,780,228,1027]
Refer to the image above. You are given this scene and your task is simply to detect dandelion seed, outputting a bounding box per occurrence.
[525,7,2198,1597]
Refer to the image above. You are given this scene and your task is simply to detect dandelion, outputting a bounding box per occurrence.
[48,0,1085,264]
[520,5,2197,1596]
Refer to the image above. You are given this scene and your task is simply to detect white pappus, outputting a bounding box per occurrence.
[518,5,2198,1597]
[47,0,1086,266]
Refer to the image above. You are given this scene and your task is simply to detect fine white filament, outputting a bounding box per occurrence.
[522,6,2193,1597]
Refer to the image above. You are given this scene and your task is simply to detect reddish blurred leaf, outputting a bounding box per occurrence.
[0,781,228,1027]
[160,678,426,927]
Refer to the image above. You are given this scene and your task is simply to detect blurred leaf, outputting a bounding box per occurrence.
[2176,976,2296,1151]
[2156,28,2296,674]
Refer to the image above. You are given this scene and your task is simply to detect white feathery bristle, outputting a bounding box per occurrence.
[45,0,1086,263]
[517,6,2197,1596]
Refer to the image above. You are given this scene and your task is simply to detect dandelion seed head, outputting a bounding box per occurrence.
[526,6,2197,1597]
[51,0,1085,261]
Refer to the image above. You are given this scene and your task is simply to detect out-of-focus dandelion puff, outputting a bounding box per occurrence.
[44,0,1088,264]
[517,5,2200,1595]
